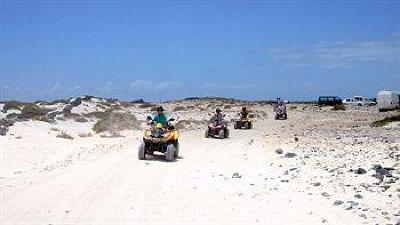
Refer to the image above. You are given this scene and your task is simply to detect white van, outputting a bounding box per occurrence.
[377,90,400,111]
[343,96,372,106]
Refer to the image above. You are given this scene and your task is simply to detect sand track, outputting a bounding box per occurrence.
[1,118,374,225]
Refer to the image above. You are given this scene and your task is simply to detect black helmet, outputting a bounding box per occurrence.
[157,106,164,112]
[216,108,222,113]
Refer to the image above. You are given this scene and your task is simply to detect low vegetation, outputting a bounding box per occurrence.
[371,115,400,127]
[138,103,158,109]
[100,132,125,138]
[173,106,186,112]
[64,112,89,123]
[3,101,25,111]
[289,105,298,110]
[186,105,195,110]
[78,132,93,138]
[84,110,112,120]
[56,130,74,140]
[331,104,346,111]
[19,104,51,122]
[50,127,60,131]
[92,112,139,133]
[224,105,233,109]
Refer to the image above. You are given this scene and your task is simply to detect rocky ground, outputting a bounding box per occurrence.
[0,97,399,225]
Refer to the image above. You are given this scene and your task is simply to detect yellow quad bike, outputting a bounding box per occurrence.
[138,118,179,162]
[234,115,253,129]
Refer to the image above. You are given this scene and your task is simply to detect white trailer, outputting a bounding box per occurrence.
[377,90,400,111]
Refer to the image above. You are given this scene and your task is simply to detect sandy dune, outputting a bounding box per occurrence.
[1,99,399,225]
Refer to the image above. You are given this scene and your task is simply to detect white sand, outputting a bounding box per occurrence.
[1,102,399,225]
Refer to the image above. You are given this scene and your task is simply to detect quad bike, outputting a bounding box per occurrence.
[138,118,179,162]
[205,120,229,139]
[274,104,287,120]
[234,115,253,129]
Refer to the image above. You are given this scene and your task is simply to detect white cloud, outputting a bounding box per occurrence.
[129,80,151,91]
[201,82,259,91]
[268,37,400,69]
[50,82,62,92]
[154,81,182,91]
[129,80,182,92]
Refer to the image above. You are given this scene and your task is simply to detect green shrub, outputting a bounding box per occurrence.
[84,110,112,119]
[3,101,24,111]
[93,119,108,133]
[20,104,50,120]
[289,105,297,110]
[92,112,139,133]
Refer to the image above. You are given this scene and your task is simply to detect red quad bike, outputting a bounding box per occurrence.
[205,119,229,139]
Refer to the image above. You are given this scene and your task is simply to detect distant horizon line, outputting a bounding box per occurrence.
[0,94,382,104]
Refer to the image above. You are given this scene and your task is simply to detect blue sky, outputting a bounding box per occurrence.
[1,0,399,101]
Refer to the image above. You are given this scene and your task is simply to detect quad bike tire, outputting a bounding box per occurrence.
[225,128,230,138]
[138,142,146,160]
[234,121,239,129]
[244,122,250,129]
[205,129,210,138]
[249,122,253,129]
[174,142,179,158]
[218,129,225,139]
[282,113,287,120]
[166,144,176,162]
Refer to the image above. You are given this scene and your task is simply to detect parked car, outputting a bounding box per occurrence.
[377,90,400,112]
[353,96,369,106]
[318,96,342,106]
[343,98,356,105]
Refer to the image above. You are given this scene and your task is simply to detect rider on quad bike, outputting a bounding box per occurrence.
[205,108,230,138]
[274,98,288,120]
[234,107,253,129]
[139,106,179,162]
[240,107,249,119]
[152,106,168,127]
[210,108,224,123]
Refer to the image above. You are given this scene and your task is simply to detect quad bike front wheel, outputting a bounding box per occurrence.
[225,128,230,138]
[218,129,225,139]
[234,121,239,129]
[138,142,146,160]
[205,128,210,138]
[166,144,176,162]
[174,142,179,158]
